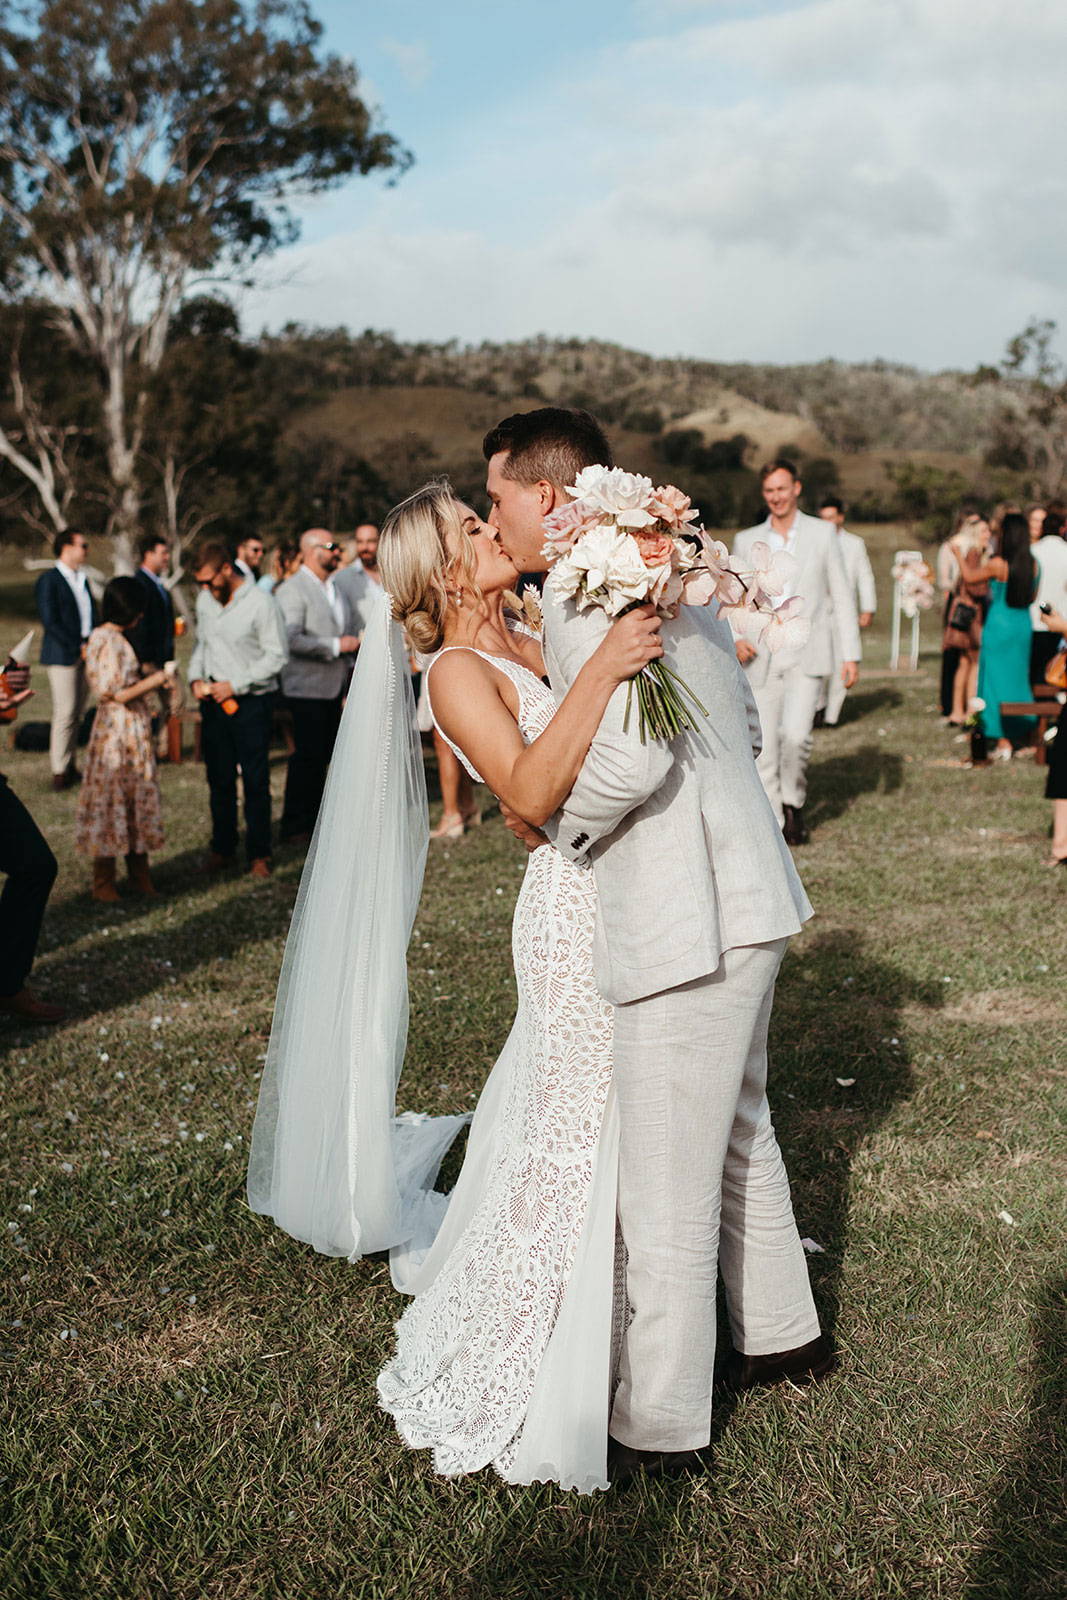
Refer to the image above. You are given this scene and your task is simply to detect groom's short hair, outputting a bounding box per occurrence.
[482,407,613,490]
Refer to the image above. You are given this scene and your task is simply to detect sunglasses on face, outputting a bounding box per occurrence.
[313,541,340,553]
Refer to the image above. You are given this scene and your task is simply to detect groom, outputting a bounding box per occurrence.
[484,408,833,1480]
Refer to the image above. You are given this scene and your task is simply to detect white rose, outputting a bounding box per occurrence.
[583,468,657,529]
[568,464,612,502]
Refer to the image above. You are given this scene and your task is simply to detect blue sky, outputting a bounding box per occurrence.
[240,0,1067,370]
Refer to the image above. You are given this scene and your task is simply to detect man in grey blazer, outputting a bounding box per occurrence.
[484,409,831,1483]
[817,496,877,726]
[276,530,360,842]
[733,462,862,844]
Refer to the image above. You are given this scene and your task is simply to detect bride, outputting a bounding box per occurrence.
[248,479,662,1491]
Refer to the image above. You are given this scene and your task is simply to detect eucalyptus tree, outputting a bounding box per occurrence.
[0,0,409,562]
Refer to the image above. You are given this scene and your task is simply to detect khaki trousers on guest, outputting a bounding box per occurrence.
[46,661,89,777]
[751,660,823,823]
[609,939,821,1453]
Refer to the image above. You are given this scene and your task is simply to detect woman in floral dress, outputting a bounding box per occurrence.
[76,577,172,902]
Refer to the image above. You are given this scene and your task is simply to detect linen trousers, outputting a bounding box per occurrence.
[820,666,848,726]
[46,661,88,777]
[751,660,823,822]
[609,938,821,1453]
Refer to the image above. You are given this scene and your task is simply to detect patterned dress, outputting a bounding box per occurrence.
[376,646,619,1488]
[75,626,164,858]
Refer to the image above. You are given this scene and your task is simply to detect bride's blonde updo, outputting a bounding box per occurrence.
[379,478,481,653]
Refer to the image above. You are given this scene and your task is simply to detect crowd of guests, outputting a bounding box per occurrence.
[937,500,1067,863]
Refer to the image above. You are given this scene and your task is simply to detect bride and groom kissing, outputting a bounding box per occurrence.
[247,406,834,1491]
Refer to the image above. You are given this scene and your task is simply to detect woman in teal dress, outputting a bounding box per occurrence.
[977,512,1038,758]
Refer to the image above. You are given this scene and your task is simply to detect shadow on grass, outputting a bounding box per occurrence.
[964,1273,1066,1600]
[805,743,905,831]
[832,685,905,725]
[768,928,942,1339]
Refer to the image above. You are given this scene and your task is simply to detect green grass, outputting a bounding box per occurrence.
[1,527,1064,1599]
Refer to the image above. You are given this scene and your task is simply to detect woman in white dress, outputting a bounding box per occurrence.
[248,480,661,1491]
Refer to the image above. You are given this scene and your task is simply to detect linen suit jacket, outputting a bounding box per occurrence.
[333,563,380,636]
[542,581,812,1007]
[35,567,97,666]
[732,511,862,687]
[127,569,175,666]
[276,567,356,700]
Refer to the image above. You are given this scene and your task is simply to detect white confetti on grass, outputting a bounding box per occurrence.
[801,1238,825,1254]
[997,1210,1016,1227]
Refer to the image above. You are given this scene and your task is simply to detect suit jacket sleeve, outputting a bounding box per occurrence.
[855,541,877,614]
[36,571,79,658]
[826,534,862,663]
[542,588,674,861]
[277,581,338,662]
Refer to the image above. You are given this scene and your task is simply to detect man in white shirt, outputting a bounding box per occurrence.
[816,496,877,726]
[189,541,288,877]
[276,529,360,843]
[1030,509,1067,684]
[34,531,97,790]
[334,522,382,638]
[732,462,861,844]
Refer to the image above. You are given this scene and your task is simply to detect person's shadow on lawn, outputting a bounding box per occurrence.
[964,1272,1066,1600]
[806,744,904,831]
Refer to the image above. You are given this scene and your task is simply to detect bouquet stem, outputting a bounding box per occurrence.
[630,660,707,743]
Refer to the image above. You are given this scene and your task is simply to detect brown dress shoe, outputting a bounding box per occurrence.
[248,858,271,879]
[52,772,70,792]
[607,1436,708,1486]
[200,851,235,873]
[0,987,66,1023]
[782,804,808,846]
[723,1333,836,1392]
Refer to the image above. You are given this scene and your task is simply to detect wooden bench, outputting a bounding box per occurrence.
[1000,701,1059,766]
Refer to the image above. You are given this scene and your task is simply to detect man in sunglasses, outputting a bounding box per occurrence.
[276,528,361,845]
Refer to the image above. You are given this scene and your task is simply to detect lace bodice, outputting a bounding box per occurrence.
[425,645,555,784]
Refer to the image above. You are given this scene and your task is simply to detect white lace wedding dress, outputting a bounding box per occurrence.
[376,646,621,1491]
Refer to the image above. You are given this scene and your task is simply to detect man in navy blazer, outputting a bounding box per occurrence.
[128,533,175,670]
[35,530,97,790]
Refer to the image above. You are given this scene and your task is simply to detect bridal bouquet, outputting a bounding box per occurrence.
[544,466,809,740]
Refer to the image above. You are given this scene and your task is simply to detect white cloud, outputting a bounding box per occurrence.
[245,0,1067,369]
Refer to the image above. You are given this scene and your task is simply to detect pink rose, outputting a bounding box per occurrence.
[542,498,598,554]
[633,530,675,569]
[650,485,699,528]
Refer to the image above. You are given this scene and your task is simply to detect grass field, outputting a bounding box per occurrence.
[1,526,1064,1600]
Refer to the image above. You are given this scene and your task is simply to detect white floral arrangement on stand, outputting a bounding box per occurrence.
[890,553,936,617]
[544,466,809,741]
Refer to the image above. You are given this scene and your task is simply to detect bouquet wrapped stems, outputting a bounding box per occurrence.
[624,660,709,742]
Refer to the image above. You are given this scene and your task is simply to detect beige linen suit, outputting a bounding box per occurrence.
[733,512,862,821]
[821,527,877,724]
[543,584,821,1452]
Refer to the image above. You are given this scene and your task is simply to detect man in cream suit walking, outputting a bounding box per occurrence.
[816,495,876,727]
[484,409,832,1484]
[733,462,862,844]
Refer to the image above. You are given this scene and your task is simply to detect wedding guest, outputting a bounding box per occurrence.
[976,512,1038,759]
[1039,605,1067,865]
[258,542,300,594]
[35,530,97,790]
[1030,508,1067,685]
[276,530,359,844]
[943,514,992,726]
[234,535,265,582]
[335,522,383,639]
[413,653,479,839]
[127,533,175,669]
[76,578,172,902]
[1028,504,1047,543]
[0,661,63,1023]
[188,541,288,878]
[936,526,963,718]
[816,495,876,726]
[732,460,861,844]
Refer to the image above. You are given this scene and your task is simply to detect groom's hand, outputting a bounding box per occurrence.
[500,802,549,853]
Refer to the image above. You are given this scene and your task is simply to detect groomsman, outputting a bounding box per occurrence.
[189,541,288,878]
[334,521,383,638]
[128,534,175,669]
[816,496,876,726]
[35,530,97,791]
[733,461,861,844]
[276,529,360,843]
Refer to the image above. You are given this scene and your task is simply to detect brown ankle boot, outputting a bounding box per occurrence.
[125,852,157,896]
[92,857,121,903]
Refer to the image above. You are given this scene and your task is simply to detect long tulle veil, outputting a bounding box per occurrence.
[247,589,467,1274]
